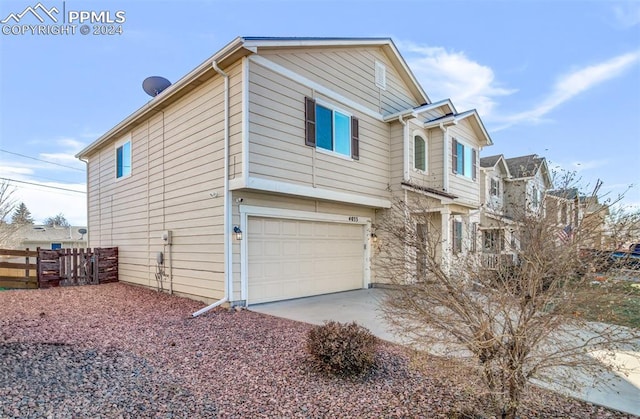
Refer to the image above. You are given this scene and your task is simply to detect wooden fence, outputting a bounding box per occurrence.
[0,247,118,289]
[0,248,38,289]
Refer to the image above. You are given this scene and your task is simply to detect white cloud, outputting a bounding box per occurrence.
[1,136,87,225]
[399,41,516,118]
[494,51,640,130]
[11,181,86,225]
[613,2,640,28]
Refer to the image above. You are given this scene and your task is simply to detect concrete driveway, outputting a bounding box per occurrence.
[250,288,640,416]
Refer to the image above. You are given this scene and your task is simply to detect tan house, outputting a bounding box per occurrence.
[76,36,492,309]
[478,154,554,268]
[2,224,88,250]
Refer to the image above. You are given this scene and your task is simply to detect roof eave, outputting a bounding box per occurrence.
[76,36,248,159]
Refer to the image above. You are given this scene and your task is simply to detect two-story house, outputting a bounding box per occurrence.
[479,154,517,268]
[547,188,609,249]
[478,154,553,268]
[76,36,492,309]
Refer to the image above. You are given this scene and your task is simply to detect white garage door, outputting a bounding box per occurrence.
[247,217,364,304]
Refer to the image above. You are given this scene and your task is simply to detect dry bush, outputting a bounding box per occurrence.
[375,183,640,418]
[306,321,379,377]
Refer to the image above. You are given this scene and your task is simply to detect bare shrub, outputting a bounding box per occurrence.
[306,321,379,376]
[375,181,640,418]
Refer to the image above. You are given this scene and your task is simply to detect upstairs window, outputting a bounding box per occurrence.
[531,186,540,208]
[483,230,504,252]
[452,138,476,180]
[305,97,359,160]
[490,178,501,197]
[116,138,131,179]
[414,135,426,171]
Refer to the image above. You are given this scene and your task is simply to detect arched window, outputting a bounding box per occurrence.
[414,135,426,171]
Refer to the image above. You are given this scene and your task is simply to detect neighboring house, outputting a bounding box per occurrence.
[76,36,491,307]
[503,154,552,218]
[479,154,518,268]
[547,188,609,249]
[11,225,88,250]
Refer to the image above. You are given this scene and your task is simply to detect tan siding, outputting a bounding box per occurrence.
[259,46,419,115]
[248,60,392,202]
[85,72,232,303]
[447,120,484,206]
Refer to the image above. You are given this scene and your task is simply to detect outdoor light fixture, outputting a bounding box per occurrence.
[233,225,243,240]
[371,233,378,243]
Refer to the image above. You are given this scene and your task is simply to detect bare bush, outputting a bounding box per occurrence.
[375,187,640,418]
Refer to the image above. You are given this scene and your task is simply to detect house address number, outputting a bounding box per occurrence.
[348,216,359,222]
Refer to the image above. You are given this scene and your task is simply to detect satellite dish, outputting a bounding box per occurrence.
[142,76,171,97]
[78,228,87,239]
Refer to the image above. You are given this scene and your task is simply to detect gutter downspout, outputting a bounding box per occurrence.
[399,115,409,182]
[79,157,90,245]
[440,122,449,192]
[192,60,230,317]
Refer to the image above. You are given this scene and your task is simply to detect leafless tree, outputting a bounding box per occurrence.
[0,181,18,248]
[375,188,640,418]
[0,180,15,223]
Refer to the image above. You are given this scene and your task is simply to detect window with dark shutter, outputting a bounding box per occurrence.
[472,148,477,180]
[304,96,316,147]
[351,117,359,160]
[452,138,458,174]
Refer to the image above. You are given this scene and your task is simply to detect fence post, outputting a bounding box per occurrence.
[25,247,30,279]
[36,247,41,288]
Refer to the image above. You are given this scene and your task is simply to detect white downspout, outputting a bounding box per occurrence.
[192,60,230,317]
[440,122,449,192]
[399,115,409,182]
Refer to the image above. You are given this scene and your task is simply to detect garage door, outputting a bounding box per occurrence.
[247,217,364,304]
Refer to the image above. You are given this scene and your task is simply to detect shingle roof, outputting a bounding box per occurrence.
[548,188,580,200]
[480,154,503,168]
[505,154,545,178]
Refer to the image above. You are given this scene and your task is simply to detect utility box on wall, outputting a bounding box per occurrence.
[161,230,172,245]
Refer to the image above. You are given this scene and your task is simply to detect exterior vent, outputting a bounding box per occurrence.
[375,60,386,90]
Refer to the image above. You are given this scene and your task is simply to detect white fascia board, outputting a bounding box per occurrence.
[455,110,493,146]
[243,176,391,209]
[422,115,456,129]
[243,38,392,49]
[249,55,384,121]
[382,109,417,122]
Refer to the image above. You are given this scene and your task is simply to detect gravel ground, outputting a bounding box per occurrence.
[0,283,636,418]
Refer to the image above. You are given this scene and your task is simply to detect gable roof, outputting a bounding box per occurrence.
[505,154,544,178]
[77,36,430,159]
[480,154,503,168]
[480,154,510,177]
[505,154,552,187]
[422,109,493,147]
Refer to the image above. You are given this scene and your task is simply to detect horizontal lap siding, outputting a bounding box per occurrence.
[260,47,417,115]
[85,68,241,303]
[408,126,445,190]
[248,59,391,202]
[448,121,482,206]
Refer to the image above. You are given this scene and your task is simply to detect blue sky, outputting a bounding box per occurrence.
[1,0,639,225]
